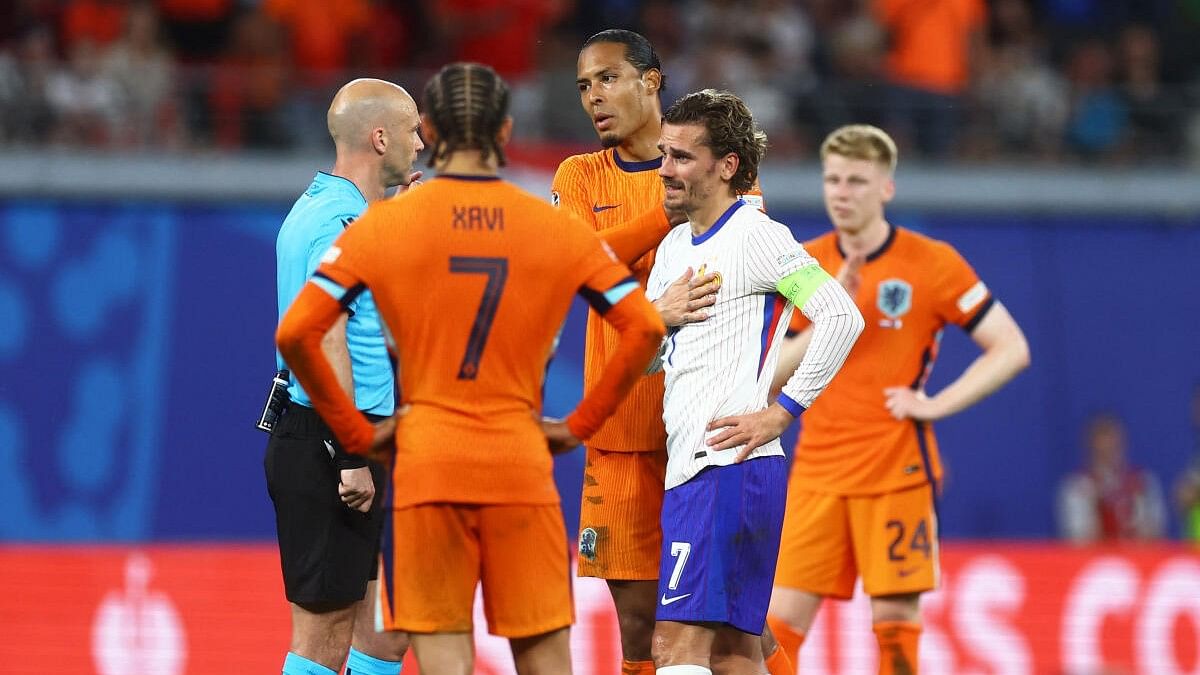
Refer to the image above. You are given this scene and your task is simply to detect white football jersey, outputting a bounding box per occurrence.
[647,201,818,489]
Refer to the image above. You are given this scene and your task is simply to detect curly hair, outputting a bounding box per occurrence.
[422,62,509,168]
[820,124,898,172]
[662,89,767,194]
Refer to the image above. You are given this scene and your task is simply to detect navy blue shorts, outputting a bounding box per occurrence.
[655,456,788,635]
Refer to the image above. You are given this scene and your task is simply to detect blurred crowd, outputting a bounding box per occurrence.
[1,0,1199,163]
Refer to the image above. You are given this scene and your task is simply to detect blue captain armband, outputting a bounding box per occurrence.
[579,275,639,315]
[776,264,832,309]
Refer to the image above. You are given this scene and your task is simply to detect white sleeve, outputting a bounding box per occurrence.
[744,221,818,293]
[777,277,864,414]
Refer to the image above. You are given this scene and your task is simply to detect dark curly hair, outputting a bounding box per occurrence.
[422,62,509,168]
[662,89,767,194]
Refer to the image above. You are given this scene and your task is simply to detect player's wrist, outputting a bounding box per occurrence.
[776,393,806,418]
[564,412,589,443]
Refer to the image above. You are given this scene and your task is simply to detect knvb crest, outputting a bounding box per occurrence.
[579,527,598,561]
[877,278,913,319]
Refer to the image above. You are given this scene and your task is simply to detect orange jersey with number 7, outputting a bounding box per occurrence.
[276,175,665,509]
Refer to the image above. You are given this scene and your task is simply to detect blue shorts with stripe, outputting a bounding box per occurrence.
[655,455,788,635]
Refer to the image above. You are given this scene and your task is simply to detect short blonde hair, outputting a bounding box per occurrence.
[820,124,898,172]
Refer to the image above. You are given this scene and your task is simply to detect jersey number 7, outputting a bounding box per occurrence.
[450,256,508,380]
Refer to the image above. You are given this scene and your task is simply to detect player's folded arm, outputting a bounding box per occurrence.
[276,277,375,454]
[598,206,671,264]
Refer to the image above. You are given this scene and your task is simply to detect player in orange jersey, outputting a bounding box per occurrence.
[553,31,698,675]
[277,62,666,675]
[764,125,1031,674]
[554,30,788,675]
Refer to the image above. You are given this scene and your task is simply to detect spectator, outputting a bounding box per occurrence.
[262,0,369,85]
[1063,38,1128,160]
[873,0,988,159]
[208,9,291,149]
[46,38,122,147]
[0,25,56,143]
[426,0,567,80]
[1057,413,1167,543]
[804,11,888,138]
[1117,23,1184,161]
[973,0,1068,159]
[103,2,183,147]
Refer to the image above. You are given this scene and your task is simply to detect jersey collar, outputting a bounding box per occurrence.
[611,148,663,173]
[435,173,502,182]
[692,199,744,246]
[836,223,897,262]
[315,171,368,205]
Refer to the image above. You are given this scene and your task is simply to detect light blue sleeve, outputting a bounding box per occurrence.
[306,214,357,310]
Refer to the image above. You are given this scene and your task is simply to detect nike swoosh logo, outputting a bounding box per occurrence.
[660,593,692,606]
[898,567,920,578]
[593,204,620,212]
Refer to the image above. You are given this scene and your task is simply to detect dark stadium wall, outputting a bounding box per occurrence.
[1,200,1196,542]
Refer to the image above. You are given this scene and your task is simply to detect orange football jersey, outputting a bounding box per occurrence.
[790,226,993,495]
[303,175,655,508]
[553,149,667,452]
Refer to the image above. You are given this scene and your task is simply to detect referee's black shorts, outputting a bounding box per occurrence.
[264,403,389,606]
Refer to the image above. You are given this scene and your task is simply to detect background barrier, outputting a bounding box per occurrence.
[3,543,1196,674]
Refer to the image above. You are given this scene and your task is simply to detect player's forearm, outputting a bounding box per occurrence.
[318,313,368,468]
[926,337,1029,420]
[277,283,375,454]
[567,293,666,439]
[770,328,813,399]
[320,313,354,398]
[779,279,864,412]
[600,206,671,264]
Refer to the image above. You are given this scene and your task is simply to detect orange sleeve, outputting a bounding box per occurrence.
[599,205,671,265]
[551,157,596,227]
[566,288,666,440]
[931,241,993,330]
[276,211,383,455]
[276,282,375,454]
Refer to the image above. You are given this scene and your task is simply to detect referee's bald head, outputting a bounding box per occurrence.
[327,78,416,151]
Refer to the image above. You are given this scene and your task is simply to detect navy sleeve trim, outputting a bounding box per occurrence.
[778,393,806,418]
[579,275,637,315]
[963,296,996,334]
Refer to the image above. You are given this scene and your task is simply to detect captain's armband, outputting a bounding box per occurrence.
[776,264,832,309]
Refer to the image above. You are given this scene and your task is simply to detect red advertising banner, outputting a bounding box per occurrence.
[0,543,1196,674]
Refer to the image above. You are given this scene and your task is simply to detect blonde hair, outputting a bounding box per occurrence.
[820,124,898,172]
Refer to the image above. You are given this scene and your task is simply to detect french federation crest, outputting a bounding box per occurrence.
[579,527,598,561]
[877,278,913,319]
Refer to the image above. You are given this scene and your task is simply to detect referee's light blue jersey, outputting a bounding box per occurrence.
[275,172,394,416]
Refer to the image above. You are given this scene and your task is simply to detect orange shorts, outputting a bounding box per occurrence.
[774,483,939,599]
[378,503,572,638]
[577,447,666,580]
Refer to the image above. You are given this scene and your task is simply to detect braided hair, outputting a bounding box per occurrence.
[422,62,510,168]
